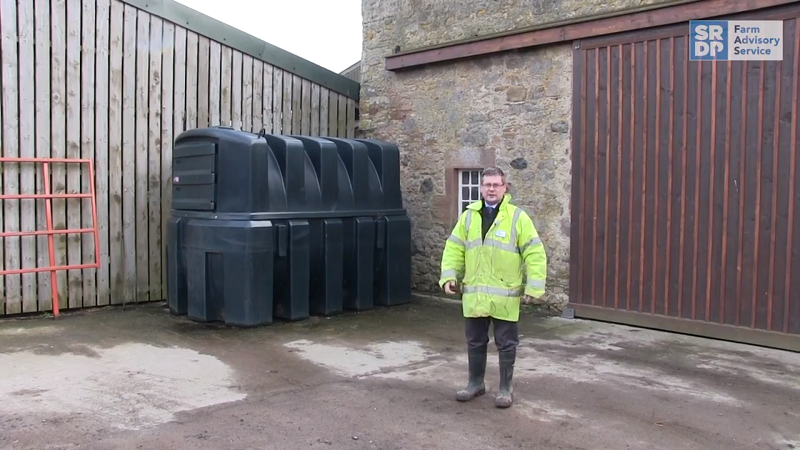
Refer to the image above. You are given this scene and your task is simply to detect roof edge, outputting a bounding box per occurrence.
[122,0,360,100]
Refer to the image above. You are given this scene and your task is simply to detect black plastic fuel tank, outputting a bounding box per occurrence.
[166,127,412,327]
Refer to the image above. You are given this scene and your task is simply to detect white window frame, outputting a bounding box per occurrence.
[458,169,483,212]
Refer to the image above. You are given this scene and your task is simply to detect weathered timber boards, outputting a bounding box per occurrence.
[0,0,358,316]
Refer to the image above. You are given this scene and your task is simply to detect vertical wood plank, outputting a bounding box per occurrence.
[168,26,187,297]
[185,31,198,130]
[0,0,4,315]
[570,49,586,308]
[1,0,21,313]
[292,75,301,134]
[311,83,320,136]
[80,0,97,307]
[583,47,597,307]
[242,55,253,132]
[337,93,347,137]
[735,61,747,325]
[95,0,111,306]
[703,56,716,321]
[220,46,232,126]
[624,44,636,309]
[209,40,221,126]
[328,90,338,137]
[232,51,242,129]
[719,58,732,324]
[670,38,686,318]
[173,27,187,135]
[767,56,783,330]
[748,61,764,328]
[631,44,641,313]
[272,68,283,133]
[34,0,53,311]
[160,21,174,301]
[319,87,329,136]
[346,98,357,138]
[614,44,624,311]
[66,0,83,308]
[593,46,607,310]
[121,4,136,304]
[252,61,263,131]
[282,71,292,133]
[135,10,150,302]
[678,46,690,320]
[19,0,37,312]
[197,36,210,128]
[262,64,273,133]
[148,16,162,301]
[301,78,311,135]
[52,0,70,311]
[108,0,124,304]
[783,22,800,333]
[639,45,648,314]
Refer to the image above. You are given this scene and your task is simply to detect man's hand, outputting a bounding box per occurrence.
[444,281,459,295]
[521,294,534,305]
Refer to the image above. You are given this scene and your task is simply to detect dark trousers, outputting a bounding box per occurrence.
[465,317,519,352]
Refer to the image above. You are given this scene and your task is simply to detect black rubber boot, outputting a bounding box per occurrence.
[495,348,515,408]
[455,346,487,402]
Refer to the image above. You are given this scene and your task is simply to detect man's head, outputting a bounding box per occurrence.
[480,167,507,205]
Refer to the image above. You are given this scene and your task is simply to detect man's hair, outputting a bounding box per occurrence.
[482,167,505,182]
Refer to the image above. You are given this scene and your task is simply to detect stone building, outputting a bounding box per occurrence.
[358,0,800,352]
[359,0,687,307]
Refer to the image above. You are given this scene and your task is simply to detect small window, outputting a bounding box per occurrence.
[458,169,482,212]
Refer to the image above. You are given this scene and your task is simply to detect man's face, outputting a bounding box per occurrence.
[481,175,506,204]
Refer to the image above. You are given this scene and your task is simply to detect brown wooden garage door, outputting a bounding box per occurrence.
[568,4,800,352]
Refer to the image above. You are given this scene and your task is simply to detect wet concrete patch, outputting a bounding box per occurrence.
[770,429,800,450]
[278,310,799,449]
[526,319,800,397]
[284,339,441,378]
[281,313,798,409]
[0,325,64,337]
[519,344,740,404]
[24,342,103,358]
[0,342,246,430]
[516,399,582,423]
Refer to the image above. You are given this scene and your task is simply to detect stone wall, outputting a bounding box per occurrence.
[363,0,685,52]
[359,0,686,308]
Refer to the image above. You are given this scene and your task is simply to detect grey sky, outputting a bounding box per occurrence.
[175,0,363,74]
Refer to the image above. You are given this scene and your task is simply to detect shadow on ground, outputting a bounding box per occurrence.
[0,297,798,450]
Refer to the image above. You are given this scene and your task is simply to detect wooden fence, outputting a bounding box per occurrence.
[0,0,360,316]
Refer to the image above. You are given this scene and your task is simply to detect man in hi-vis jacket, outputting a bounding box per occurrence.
[439,167,548,408]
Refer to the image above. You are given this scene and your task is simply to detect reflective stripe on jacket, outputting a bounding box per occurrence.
[438,193,547,322]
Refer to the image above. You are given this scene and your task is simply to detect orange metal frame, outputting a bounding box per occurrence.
[0,157,100,317]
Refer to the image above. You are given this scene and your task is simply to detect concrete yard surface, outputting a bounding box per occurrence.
[0,297,798,450]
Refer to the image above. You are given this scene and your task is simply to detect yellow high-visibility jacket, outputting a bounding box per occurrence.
[438,194,547,322]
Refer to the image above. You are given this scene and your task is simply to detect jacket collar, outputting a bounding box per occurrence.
[467,193,513,211]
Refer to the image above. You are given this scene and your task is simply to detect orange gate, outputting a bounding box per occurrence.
[0,157,100,317]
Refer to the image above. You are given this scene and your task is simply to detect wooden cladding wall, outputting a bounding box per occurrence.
[0,0,359,316]
[570,11,800,335]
